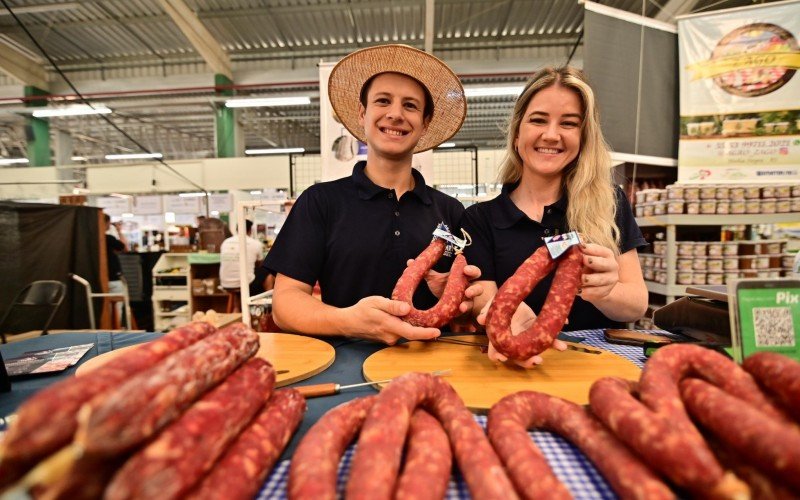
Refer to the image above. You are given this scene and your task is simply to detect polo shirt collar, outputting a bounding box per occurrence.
[492,181,567,229]
[352,161,432,205]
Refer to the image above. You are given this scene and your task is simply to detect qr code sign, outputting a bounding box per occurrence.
[753,307,796,347]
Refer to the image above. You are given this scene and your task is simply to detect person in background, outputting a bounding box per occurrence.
[264,44,482,345]
[220,219,265,297]
[104,213,127,322]
[462,67,648,368]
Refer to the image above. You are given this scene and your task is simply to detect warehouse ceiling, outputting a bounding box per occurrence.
[0,0,785,164]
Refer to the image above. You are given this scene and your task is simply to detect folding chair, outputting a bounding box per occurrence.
[0,280,66,343]
[70,274,132,330]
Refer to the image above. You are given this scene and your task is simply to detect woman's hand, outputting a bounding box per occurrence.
[476,298,566,368]
[578,243,620,303]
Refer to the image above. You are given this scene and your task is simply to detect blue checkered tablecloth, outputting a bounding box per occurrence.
[256,329,676,499]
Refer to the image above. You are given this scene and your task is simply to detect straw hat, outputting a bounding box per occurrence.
[328,44,466,153]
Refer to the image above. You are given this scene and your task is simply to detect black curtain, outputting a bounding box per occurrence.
[0,202,102,329]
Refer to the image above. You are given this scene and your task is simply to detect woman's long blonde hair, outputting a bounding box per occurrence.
[497,67,620,253]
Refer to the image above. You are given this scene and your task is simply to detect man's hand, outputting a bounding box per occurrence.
[476,298,566,368]
[406,259,483,314]
[342,296,440,345]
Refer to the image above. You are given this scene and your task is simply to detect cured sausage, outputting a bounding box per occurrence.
[742,351,800,422]
[589,343,785,498]
[191,389,306,500]
[346,372,516,500]
[680,377,800,492]
[709,437,800,500]
[395,409,452,500]
[488,391,673,500]
[76,323,259,456]
[0,321,216,489]
[485,245,582,360]
[105,358,276,500]
[288,396,376,500]
[392,237,469,328]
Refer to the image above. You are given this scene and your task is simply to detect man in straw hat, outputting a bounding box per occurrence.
[263,44,482,344]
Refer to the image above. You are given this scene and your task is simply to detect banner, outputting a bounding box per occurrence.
[678,0,800,182]
[319,62,433,184]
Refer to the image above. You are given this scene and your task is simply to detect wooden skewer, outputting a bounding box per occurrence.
[295,369,451,398]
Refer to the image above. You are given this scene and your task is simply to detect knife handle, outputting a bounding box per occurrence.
[296,383,339,398]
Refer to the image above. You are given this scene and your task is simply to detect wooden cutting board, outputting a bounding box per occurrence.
[76,332,335,387]
[362,335,640,410]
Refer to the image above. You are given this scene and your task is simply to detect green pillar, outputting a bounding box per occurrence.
[215,74,237,158]
[24,86,51,166]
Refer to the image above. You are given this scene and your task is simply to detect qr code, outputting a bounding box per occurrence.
[753,307,796,347]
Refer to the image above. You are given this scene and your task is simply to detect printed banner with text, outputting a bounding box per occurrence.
[678,0,800,183]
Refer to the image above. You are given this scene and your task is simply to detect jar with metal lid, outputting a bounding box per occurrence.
[707,273,724,285]
[730,186,745,200]
[707,258,723,272]
[678,241,695,256]
[708,242,724,256]
[692,272,707,285]
[716,200,730,215]
[775,185,791,198]
[667,185,684,199]
[715,185,730,199]
[693,242,708,257]
[745,199,761,214]
[684,186,700,201]
[642,203,655,216]
[666,200,685,214]
[693,258,708,271]
[653,201,666,215]
[730,200,746,214]
[761,198,777,214]
[700,200,717,214]
[744,185,761,199]
[777,199,792,213]
[761,185,776,198]
[686,201,700,214]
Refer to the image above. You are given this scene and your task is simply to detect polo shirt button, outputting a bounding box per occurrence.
[546,209,552,214]
[388,192,393,198]
[394,211,399,216]
[544,229,550,235]
[394,230,400,236]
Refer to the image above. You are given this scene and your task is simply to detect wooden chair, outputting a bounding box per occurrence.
[223,288,241,313]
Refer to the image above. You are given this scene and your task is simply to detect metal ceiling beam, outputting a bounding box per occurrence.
[0,41,48,90]
[654,0,702,21]
[157,0,232,79]
[0,2,80,16]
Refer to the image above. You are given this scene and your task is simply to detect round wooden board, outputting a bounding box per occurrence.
[76,332,335,388]
[362,335,640,410]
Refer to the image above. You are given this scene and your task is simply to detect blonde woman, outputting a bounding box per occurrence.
[463,67,648,368]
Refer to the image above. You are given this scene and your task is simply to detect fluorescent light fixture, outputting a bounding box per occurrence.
[110,193,132,198]
[250,190,262,195]
[438,142,456,148]
[32,105,112,118]
[464,86,524,98]
[245,147,305,155]
[105,152,162,160]
[0,158,29,166]
[70,156,87,161]
[121,213,134,218]
[72,187,90,194]
[226,96,311,108]
[210,210,219,216]
[178,192,206,198]
[165,212,176,223]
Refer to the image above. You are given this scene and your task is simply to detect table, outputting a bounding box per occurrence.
[0,329,668,499]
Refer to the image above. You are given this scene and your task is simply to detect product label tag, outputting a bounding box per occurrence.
[544,231,582,259]
[432,222,470,257]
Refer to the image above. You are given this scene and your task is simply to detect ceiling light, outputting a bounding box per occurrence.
[464,86,524,98]
[110,193,132,198]
[105,152,163,160]
[0,158,29,166]
[245,148,305,155]
[178,192,207,198]
[71,156,87,161]
[225,97,311,108]
[32,105,112,118]
[121,213,134,218]
[438,142,456,148]
[250,190,263,195]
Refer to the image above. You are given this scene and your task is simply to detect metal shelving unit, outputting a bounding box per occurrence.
[637,213,800,302]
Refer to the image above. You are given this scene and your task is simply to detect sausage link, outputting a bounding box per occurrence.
[0,321,216,489]
[191,389,306,500]
[742,351,800,422]
[486,246,582,360]
[680,377,800,492]
[392,238,469,328]
[395,409,452,500]
[589,344,787,498]
[76,323,259,456]
[288,396,376,500]
[488,391,673,500]
[346,372,517,500]
[105,358,276,500]
[709,437,800,500]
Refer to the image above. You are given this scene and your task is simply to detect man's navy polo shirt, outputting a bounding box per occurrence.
[264,161,465,310]
[461,183,647,331]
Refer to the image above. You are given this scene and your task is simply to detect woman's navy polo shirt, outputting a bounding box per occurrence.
[461,183,647,331]
[264,161,465,310]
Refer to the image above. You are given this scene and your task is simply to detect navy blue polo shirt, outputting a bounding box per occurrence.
[264,161,465,310]
[461,183,646,331]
